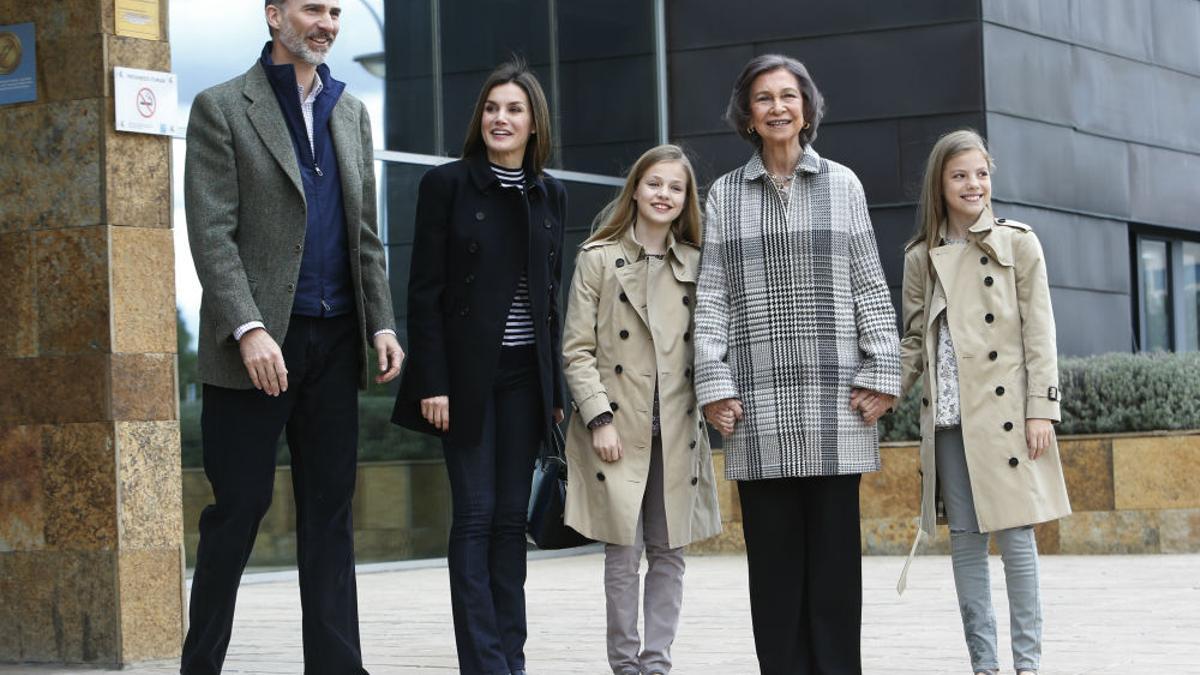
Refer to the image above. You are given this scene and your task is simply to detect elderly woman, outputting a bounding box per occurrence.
[693,54,901,674]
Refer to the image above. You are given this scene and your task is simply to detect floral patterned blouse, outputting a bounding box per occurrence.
[935,239,968,428]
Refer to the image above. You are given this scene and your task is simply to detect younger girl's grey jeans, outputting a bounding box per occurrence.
[935,427,1043,673]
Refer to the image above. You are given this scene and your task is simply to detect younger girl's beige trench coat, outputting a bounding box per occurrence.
[561,229,722,548]
[900,212,1071,549]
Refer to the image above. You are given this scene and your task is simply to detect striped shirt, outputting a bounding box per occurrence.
[491,163,537,347]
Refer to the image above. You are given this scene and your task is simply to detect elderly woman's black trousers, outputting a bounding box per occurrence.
[738,474,863,675]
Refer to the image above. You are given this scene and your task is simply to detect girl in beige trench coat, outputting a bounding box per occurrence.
[897,130,1071,675]
[562,145,721,675]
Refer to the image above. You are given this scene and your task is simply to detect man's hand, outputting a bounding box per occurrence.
[240,328,288,396]
[373,332,405,384]
[1026,418,1054,460]
[421,396,450,432]
[703,398,743,438]
[850,388,896,425]
[553,407,565,425]
[591,424,622,462]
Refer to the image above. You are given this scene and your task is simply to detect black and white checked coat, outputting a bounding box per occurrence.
[693,148,901,481]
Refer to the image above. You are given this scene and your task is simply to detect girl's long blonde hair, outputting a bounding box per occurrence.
[585,144,703,247]
[908,129,996,254]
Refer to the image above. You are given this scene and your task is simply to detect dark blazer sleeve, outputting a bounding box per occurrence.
[356,104,395,335]
[404,167,453,398]
[550,181,568,410]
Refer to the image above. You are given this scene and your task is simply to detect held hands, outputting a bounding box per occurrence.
[1026,418,1054,460]
[591,424,622,463]
[703,398,743,438]
[240,328,288,396]
[421,396,450,432]
[374,333,405,384]
[850,388,896,425]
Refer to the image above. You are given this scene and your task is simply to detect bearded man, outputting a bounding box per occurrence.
[180,2,403,673]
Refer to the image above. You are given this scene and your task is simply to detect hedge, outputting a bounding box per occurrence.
[879,351,1200,442]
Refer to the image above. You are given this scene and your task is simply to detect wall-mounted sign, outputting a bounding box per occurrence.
[115,0,161,41]
[114,67,180,136]
[0,22,37,106]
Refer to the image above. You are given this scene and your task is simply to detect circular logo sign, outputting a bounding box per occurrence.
[0,32,22,76]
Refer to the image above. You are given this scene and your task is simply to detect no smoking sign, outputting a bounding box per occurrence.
[136,87,156,118]
[114,66,180,136]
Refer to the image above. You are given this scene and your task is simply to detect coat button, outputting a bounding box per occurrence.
[690,477,699,486]
[615,365,623,374]
[294,244,302,253]
[683,331,691,342]
[984,276,994,286]
[549,249,556,259]
[597,472,606,481]
[985,313,995,323]
[286,283,295,292]
[997,217,1007,224]
[459,306,470,317]
[686,407,694,416]
[922,397,929,407]
[475,211,485,221]
[995,386,1005,396]
[465,274,475,285]
[1004,421,1014,431]
[468,241,480,254]
[610,401,619,412]
[980,256,989,265]
[544,218,552,230]
[619,292,629,302]
[685,367,692,378]
[689,440,696,449]
[989,350,998,360]
[616,258,626,268]
[682,295,691,306]
[619,329,629,339]
[699,419,704,429]
[1009,457,1019,467]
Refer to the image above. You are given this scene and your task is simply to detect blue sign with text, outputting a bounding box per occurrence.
[0,22,37,106]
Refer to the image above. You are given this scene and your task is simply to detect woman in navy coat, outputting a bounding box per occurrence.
[392,61,566,675]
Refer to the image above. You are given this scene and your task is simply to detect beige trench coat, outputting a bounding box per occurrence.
[561,229,722,548]
[900,211,1071,551]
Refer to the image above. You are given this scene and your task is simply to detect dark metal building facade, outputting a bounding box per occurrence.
[383,0,1200,357]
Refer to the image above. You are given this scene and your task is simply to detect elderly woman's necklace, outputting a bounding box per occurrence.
[767,171,795,206]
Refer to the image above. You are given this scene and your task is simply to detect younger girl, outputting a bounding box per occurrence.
[898,129,1071,675]
[562,144,722,675]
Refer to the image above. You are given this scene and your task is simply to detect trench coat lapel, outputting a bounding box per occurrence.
[615,230,651,330]
[243,65,305,201]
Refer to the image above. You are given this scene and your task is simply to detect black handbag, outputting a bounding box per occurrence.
[527,425,593,550]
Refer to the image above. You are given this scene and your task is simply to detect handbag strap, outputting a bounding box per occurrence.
[539,423,567,462]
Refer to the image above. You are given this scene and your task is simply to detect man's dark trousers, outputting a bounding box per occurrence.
[180,314,368,675]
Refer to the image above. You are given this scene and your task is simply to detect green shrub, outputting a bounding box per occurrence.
[878,351,1200,442]
[180,395,442,468]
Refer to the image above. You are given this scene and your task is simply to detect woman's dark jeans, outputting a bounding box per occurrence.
[442,347,543,675]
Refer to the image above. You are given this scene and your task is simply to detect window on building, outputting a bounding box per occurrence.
[1134,233,1200,352]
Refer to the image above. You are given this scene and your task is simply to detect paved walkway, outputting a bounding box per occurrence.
[5,550,1199,674]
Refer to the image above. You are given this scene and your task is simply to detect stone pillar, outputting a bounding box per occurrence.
[0,0,183,665]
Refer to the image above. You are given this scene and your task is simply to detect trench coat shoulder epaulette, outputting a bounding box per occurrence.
[993,216,1032,232]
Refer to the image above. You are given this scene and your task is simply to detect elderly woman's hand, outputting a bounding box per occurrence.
[704,398,743,438]
[850,388,895,425]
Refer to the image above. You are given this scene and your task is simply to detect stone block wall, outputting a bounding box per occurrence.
[690,432,1200,555]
